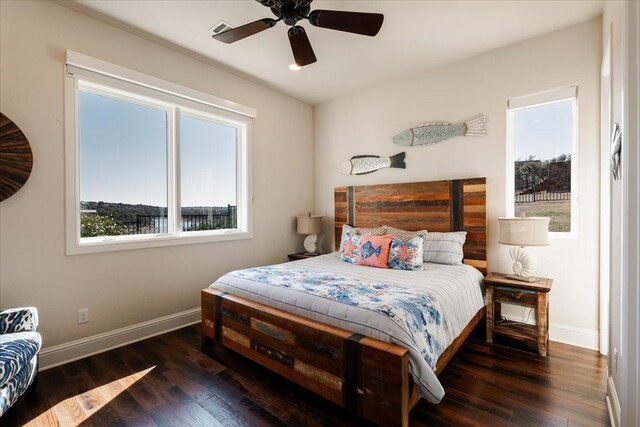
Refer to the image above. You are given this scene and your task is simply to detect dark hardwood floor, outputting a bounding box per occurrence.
[4,325,609,426]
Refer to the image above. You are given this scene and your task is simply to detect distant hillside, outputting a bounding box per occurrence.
[80,201,233,223]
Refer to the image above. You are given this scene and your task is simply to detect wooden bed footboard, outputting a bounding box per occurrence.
[201,288,414,427]
[201,288,485,426]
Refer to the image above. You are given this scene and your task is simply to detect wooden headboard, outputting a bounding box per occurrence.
[334,178,487,274]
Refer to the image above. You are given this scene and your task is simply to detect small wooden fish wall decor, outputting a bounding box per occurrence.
[337,152,406,175]
[393,115,486,147]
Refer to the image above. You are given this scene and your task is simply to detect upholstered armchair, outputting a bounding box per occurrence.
[0,307,41,417]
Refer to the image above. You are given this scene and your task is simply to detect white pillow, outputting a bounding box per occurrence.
[423,231,467,265]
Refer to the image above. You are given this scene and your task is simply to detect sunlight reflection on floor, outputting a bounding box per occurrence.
[25,366,155,427]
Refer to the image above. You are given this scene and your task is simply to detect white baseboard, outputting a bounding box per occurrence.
[500,306,599,350]
[607,375,621,427]
[39,307,201,371]
[516,319,599,350]
[548,323,599,350]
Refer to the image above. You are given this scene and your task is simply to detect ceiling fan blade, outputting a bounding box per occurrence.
[288,26,317,66]
[254,0,278,8]
[213,18,278,44]
[308,10,384,36]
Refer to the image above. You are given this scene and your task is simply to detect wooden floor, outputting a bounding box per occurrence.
[4,325,609,426]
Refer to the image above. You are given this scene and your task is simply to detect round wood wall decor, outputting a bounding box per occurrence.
[0,113,33,202]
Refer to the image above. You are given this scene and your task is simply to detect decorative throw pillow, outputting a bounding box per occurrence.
[423,231,467,265]
[339,225,356,252]
[388,236,424,270]
[338,224,387,252]
[354,226,387,236]
[356,234,393,268]
[386,226,428,242]
[340,234,361,263]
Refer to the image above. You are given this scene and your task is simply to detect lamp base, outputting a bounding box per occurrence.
[303,234,317,253]
[509,246,537,277]
[505,274,539,283]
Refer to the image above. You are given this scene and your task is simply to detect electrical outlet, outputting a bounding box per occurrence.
[77,308,89,324]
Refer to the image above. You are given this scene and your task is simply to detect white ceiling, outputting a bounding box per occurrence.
[62,0,603,105]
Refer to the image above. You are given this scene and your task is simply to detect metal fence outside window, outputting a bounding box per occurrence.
[122,205,237,235]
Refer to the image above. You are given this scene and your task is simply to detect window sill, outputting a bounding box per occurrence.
[66,230,252,255]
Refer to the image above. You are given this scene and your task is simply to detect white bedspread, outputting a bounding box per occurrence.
[210,252,484,402]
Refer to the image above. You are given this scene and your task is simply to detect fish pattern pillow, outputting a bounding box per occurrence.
[356,234,393,268]
[338,224,387,252]
[340,234,362,263]
[388,236,424,271]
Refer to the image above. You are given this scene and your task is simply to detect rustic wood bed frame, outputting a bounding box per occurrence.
[201,178,487,426]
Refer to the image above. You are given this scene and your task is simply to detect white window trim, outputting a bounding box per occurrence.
[66,50,257,118]
[64,51,254,255]
[506,85,578,239]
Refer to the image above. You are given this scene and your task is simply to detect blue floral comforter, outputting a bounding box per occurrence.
[231,265,448,369]
[212,253,484,402]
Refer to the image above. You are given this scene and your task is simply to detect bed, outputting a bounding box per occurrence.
[201,178,487,427]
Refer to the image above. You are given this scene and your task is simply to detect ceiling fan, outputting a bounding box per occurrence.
[212,0,384,67]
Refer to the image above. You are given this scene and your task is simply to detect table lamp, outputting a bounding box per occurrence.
[498,215,550,282]
[297,213,323,254]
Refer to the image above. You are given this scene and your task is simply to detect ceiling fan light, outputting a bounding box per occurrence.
[288,63,302,71]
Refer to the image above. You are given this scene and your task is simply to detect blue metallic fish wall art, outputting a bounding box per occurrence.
[393,116,486,147]
[337,152,406,175]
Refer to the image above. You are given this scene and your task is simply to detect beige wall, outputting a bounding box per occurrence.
[0,1,313,348]
[313,19,602,348]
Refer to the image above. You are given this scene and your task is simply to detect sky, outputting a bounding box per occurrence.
[180,115,237,207]
[513,99,573,161]
[79,90,237,208]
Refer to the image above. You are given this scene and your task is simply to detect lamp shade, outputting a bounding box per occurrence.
[297,215,323,235]
[498,217,550,246]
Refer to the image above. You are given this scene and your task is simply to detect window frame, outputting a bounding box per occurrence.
[506,86,578,238]
[65,51,254,255]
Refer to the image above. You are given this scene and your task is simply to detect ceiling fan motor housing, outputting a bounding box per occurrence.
[262,0,312,26]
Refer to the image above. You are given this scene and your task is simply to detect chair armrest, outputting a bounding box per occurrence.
[0,307,39,334]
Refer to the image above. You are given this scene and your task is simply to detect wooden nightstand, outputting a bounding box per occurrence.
[287,252,321,261]
[484,272,553,356]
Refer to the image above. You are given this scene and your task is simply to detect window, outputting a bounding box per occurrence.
[78,85,170,239]
[180,113,238,232]
[507,86,577,234]
[65,51,254,254]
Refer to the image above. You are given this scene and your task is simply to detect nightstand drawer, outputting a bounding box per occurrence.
[493,286,537,307]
